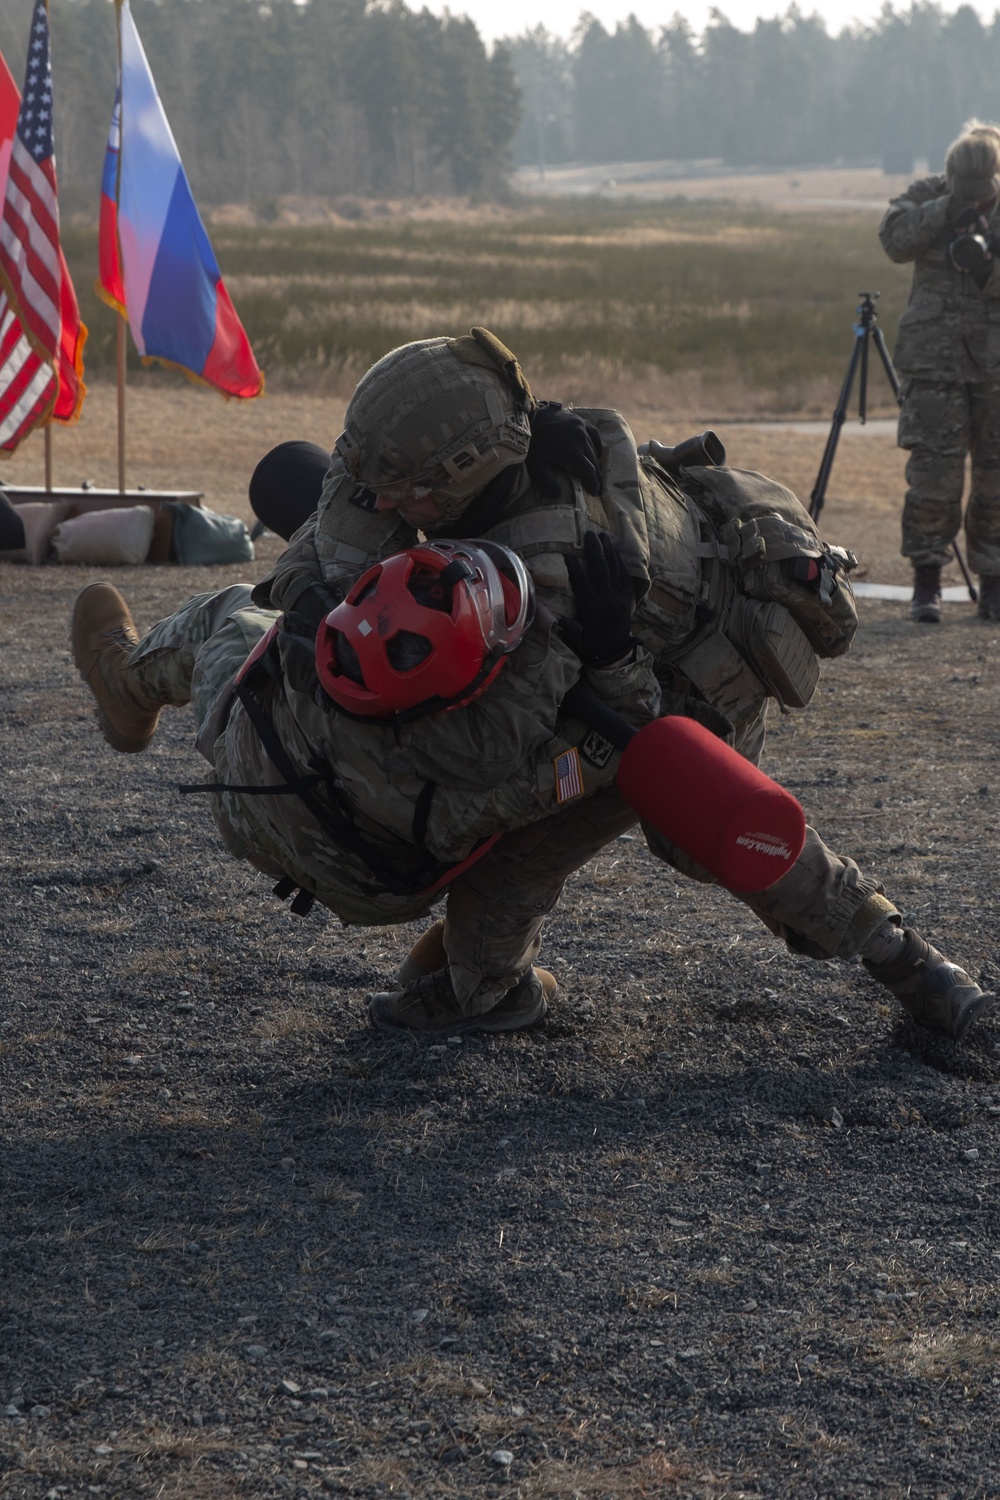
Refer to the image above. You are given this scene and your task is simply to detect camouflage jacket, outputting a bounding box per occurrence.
[215,412,686,925]
[254,409,845,756]
[879,173,1000,380]
[207,601,659,928]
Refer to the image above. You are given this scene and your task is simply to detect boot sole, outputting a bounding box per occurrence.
[951,988,993,1042]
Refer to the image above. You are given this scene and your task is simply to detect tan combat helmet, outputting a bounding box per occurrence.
[946,119,1000,203]
[334,328,535,519]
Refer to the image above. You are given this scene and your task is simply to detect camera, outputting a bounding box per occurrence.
[949,230,994,272]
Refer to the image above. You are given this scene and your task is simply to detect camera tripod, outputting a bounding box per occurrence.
[809,291,977,601]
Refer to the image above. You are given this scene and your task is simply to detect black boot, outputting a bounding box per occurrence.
[864,928,992,1039]
[910,564,942,623]
[977,575,1000,621]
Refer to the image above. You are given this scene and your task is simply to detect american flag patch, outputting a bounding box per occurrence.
[554,747,584,804]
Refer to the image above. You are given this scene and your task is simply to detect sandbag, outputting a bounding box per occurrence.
[0,491,25,550]
[617,715,806,892]
[0,501,70,564]
[167,502,254,565]
[1,500,69,564]
[52,505,154,566]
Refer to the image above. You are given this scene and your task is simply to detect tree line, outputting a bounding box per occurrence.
[0,0,519,211]
[505,4,1000,176]
[0,0,996,212]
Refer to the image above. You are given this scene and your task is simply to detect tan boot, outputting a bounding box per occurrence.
[395,918,558,997]
[864,928,992,1039]
[395,919,447,983]
[71,583,161,753]
[369,965,555,1037]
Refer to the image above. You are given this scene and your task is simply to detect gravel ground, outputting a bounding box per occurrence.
[4,414,1000,1499]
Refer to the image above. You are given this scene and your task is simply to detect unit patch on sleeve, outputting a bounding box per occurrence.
[580,730,615,769]
[554,746,584,804]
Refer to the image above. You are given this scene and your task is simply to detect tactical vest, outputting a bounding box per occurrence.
[483,409,858,735]
[273,411,858,752]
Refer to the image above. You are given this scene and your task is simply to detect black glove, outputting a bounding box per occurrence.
[947,195,982,227]
[526,401,604,499]
[559,529,635,666]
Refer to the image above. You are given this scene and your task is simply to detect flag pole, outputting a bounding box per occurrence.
[116,310,126,493]
[43,424,52,491]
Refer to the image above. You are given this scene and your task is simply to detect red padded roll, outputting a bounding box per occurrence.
[616,716,806,892]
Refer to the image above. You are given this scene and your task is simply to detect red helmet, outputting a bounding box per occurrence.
[315,540,535,720]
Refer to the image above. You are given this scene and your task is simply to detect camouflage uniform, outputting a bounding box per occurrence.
[880,172,1000,572]
[123,583,660,934]
[253,408,897,1013]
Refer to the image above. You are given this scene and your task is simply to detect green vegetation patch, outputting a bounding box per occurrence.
[64,200,911,404]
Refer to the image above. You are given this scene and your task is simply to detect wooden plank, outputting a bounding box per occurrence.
[4,486,203,508]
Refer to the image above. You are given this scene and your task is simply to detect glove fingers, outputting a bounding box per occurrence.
[600,530,629,590]
[526,459,562,500]
[583,528,613,593]
[578,458,604,496]
[565,553,595,607]
[557,616,584,652]
[584,423,605,493]
[527,402,604,497]
[597,529,631,592]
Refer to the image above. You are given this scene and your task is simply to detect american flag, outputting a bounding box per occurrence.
[554,747,584,805]
[0,0,85,453]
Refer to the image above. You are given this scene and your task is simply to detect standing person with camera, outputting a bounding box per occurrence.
[880,120,1000,622]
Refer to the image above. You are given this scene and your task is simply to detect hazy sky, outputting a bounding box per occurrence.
[432,0,987,44]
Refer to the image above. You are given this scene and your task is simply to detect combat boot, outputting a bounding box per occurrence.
[863,928,992,1039]
[977,575,1000,621]
[394,916,558,1000]
[395,919,447,984]
[910,564,942,623]
[368,965,554,1037]
[71,583,161,753]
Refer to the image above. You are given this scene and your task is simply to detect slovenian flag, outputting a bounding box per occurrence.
[97,0,262,399]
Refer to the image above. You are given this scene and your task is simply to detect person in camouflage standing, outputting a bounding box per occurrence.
[880,120,1000,623]
[78,325,983,1044]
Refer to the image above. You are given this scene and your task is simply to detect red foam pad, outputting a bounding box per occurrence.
[617,716,806,892]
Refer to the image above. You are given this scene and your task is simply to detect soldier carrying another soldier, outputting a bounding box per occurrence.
[71,330,992,1042]
[881,119,1000,622]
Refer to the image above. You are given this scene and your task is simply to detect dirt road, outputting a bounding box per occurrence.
[3,393,1000,1498]
[510,163,914,212]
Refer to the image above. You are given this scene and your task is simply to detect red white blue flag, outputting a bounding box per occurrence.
[554,746,584,804]
[97,0,263,399]
[0,0,86,454]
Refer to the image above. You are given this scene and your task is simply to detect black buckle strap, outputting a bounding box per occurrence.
[273,875,316,917]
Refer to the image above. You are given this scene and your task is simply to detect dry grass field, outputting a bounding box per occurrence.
[62,191,913,418]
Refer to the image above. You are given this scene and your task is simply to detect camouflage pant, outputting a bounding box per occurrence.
[443,718,898,1013]
[899,376,1000,573]
[126,586,898,1016]
[127,584,273,749]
